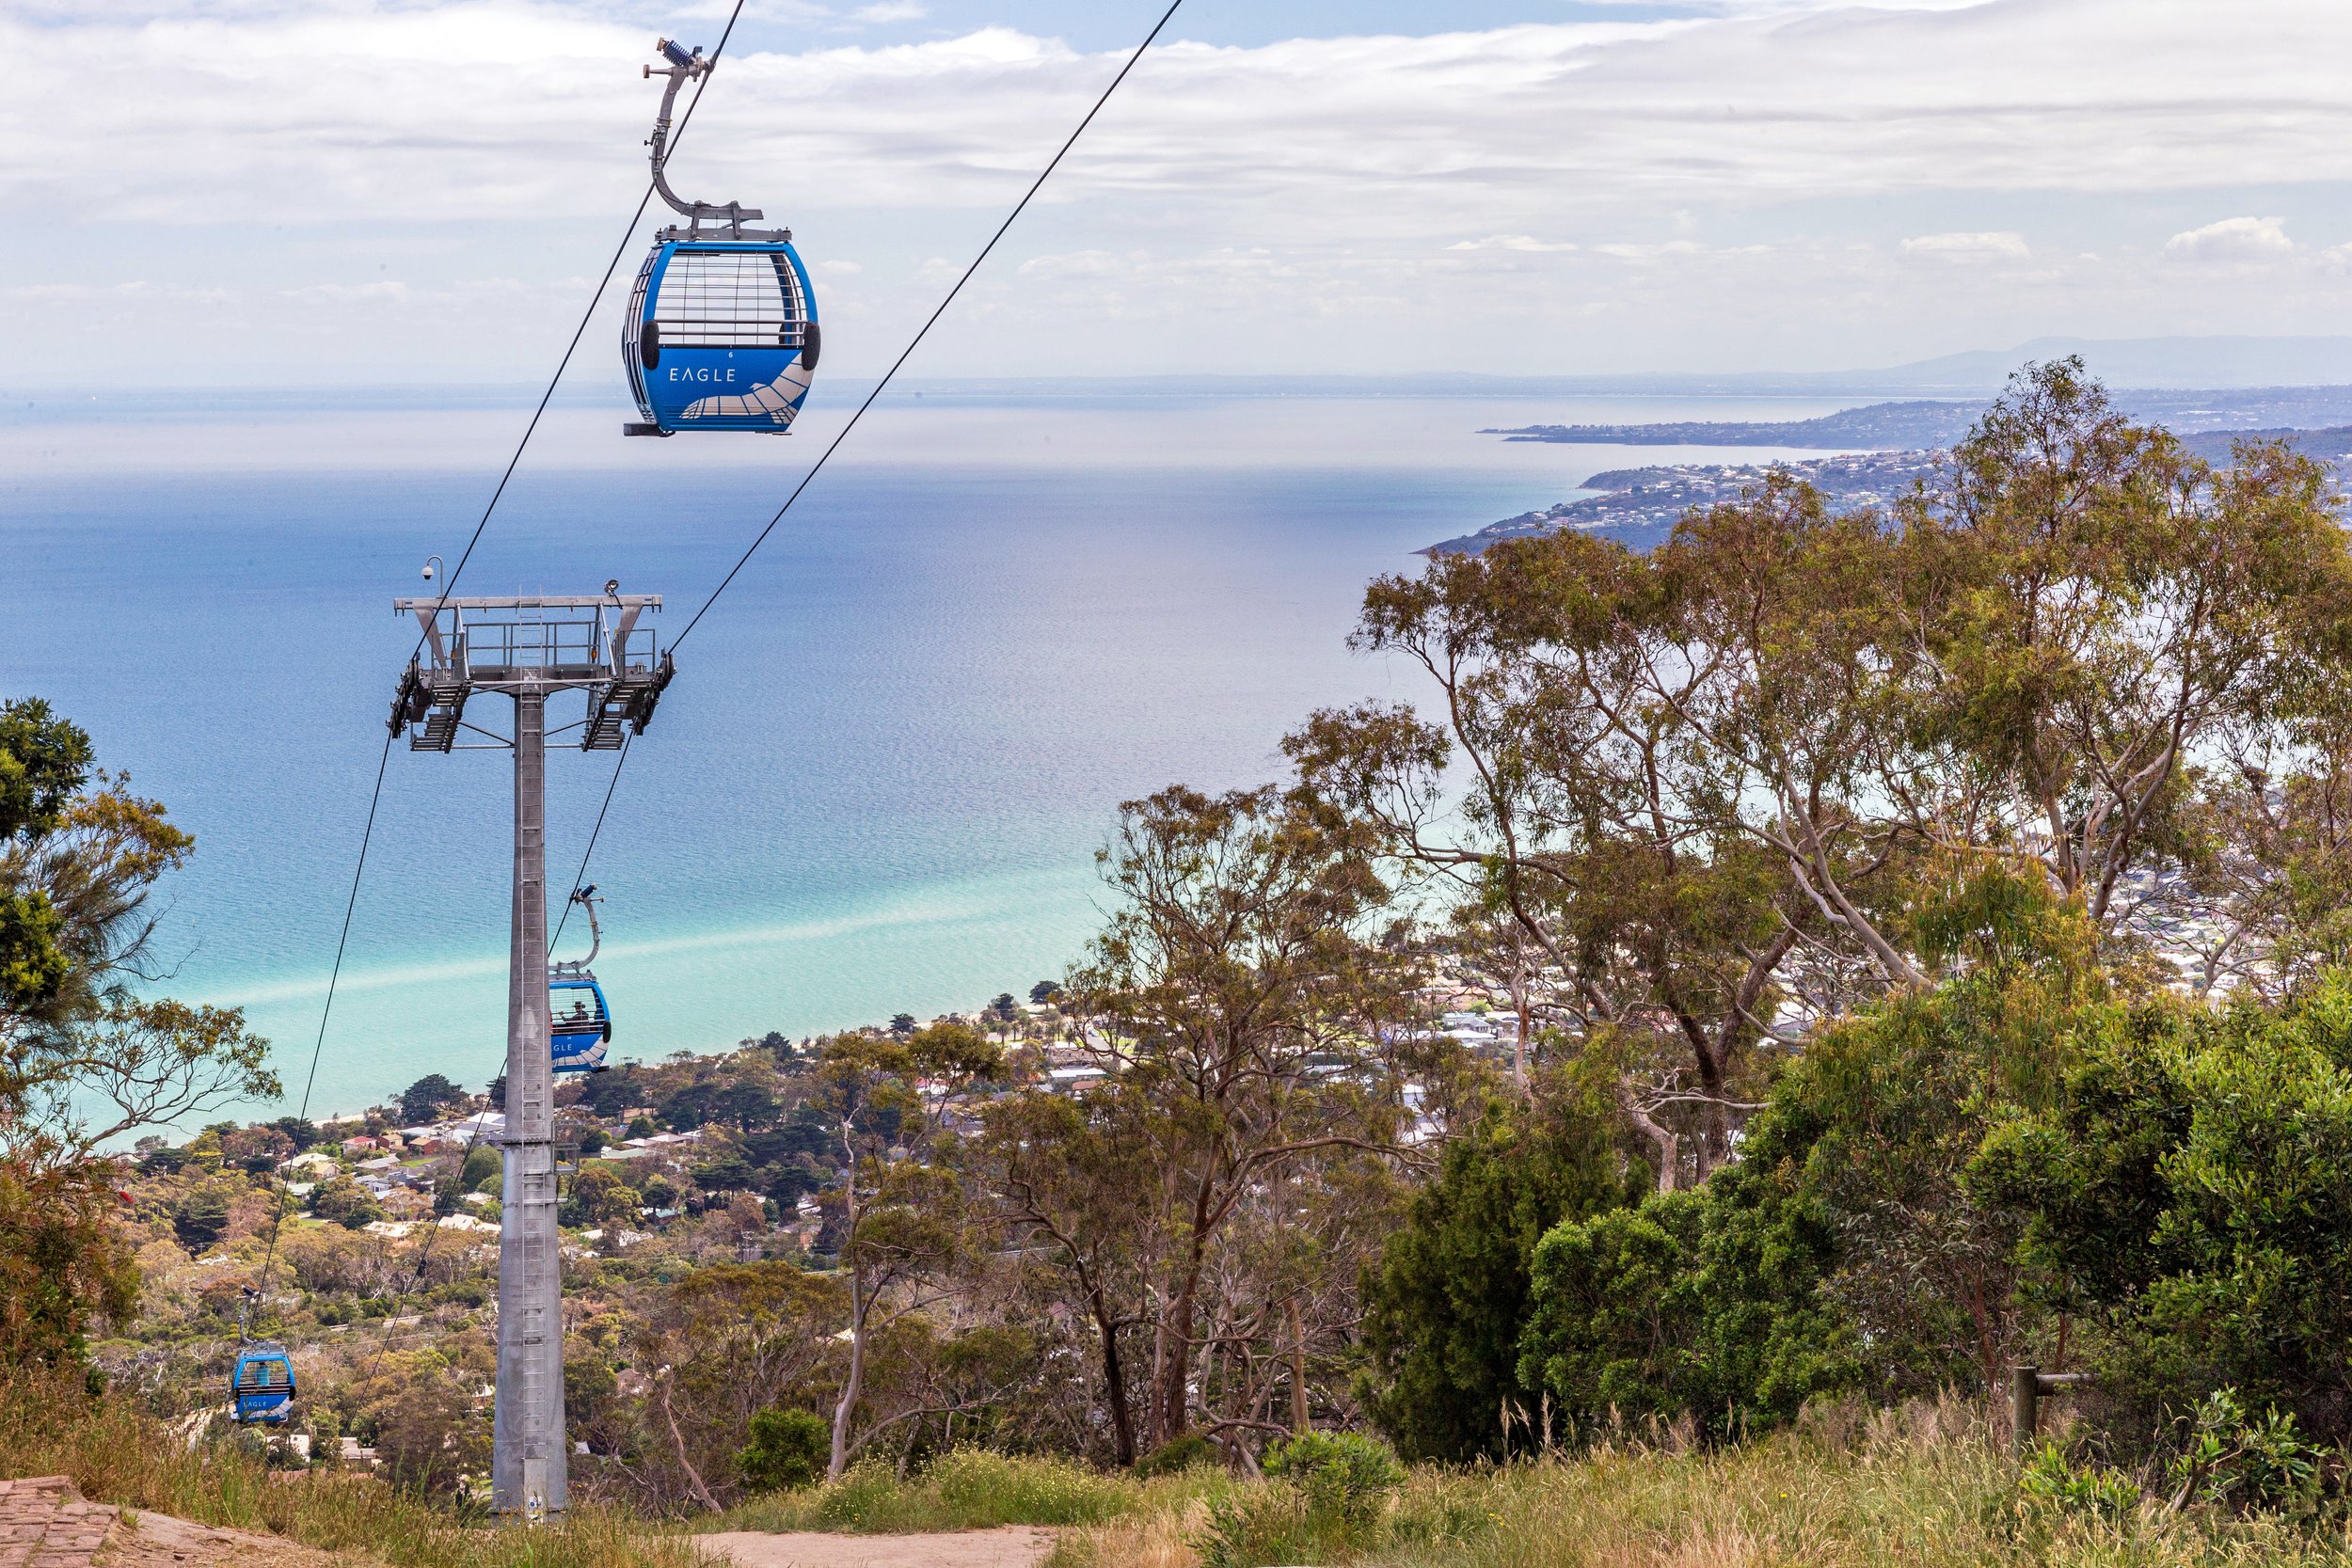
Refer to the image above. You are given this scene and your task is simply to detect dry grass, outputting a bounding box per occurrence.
[0,1371,706,1568]
[24,1369,2352,1568]
[1042,1497,1210,1568]
[1054,1398,2352,1568]
[707,1451,1217,1538]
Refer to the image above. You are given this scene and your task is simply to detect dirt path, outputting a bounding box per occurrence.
[700,1526,1057,1568]
[104,1507,334,1568]
[0,1476,330,1568]
[1,1476,116,1568]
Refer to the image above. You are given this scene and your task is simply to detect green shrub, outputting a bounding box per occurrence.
[1518,1160,1848,1442]
[1195,1433,1405,1568]
[1974,970,2352,1452]
[2017,1440,2140,1518]
[1134,1431,1216,1478]
[1521,942,2120,1447]
[737,1406,828,1493]
[1359,1084,1645,1461]
[2163,1389,2320,1514]
[1262,1431,1403,1528]
[930,1449,1130,1525]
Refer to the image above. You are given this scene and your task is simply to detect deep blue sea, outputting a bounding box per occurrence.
[2,388,1851,1119]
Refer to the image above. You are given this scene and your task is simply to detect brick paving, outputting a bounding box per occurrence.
[0,1478,120,1568]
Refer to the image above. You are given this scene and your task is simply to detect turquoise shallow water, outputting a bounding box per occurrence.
[0,389,1850,1118]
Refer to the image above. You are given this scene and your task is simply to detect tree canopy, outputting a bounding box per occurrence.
[1,699,274,1174]
[0,698,275,1367]
[1291,358,2352,1188]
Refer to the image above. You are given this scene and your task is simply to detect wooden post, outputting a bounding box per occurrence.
[1286,1298,1311,1435]
[2011,1364,2039,1457]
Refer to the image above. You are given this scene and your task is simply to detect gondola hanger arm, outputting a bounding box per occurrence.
[556,885,604,970]
[644,37,781,239]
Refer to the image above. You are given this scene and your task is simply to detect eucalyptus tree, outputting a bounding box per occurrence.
[984,1085,1158,1465]
[1287,360,2352,1185]
[0,699,273,1368]
[1285,478,1883,1185]
[1,701,273,1169]
[1052,784,1425,1453]
[1898,360,2352,974]
[811,1020,1001,1479]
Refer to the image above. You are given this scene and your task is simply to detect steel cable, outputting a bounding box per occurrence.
[547,0,1187,942]
[248,0,1181,1416]
[249,1,751,1345]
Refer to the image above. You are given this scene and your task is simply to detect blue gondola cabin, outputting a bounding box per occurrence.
[620,40,820,437]
[230,1343,295,1424]
[550,976,612,1073]
[625,240,819,435]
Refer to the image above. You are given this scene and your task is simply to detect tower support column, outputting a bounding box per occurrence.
[493,683,565,1514]
[386,589,671,1519]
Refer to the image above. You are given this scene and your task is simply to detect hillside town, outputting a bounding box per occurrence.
[127,951,1533,1273]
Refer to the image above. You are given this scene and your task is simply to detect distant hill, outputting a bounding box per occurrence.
[1425,451,1945,557]
[1486,402,1980,449]
[1433,425,2352,557]
[1483,397,2352,454]
[2175,425,2352,463]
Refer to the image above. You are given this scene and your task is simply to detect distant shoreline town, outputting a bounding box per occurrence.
[1436,387,2352,555]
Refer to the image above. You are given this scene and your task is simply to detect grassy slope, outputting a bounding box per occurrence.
[734,1404,2352,1567]
[1055,1404,2352,1567]
[0,1373,705,1568]
[20,1373,2352,1568]
[698,1449,1185,1535]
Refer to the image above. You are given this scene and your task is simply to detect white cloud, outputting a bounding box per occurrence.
[850,2,928,22]
[1593,240,1713,259]
[819,259,865,275]
[998,245,1407,325]
[282,280,412,304]
[1017,249,1122,277]
[1448,235,1580,253]
[1900,230,2030,261]
[11,280,218,300]
[16,1,2352,232]
[2163,215,2296,262]
[7,0,2352,382]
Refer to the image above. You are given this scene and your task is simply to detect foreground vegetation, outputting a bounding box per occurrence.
[31,1360,2352,1568]
[0,1370,701,1568]
[707,1406,2352,1568]
[707,1446,1185,1534]
[1104,1420,2352,1567]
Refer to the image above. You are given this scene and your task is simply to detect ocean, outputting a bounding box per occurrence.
[2,387,1855,1119]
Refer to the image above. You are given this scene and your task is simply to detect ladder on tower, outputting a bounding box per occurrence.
[582,654,675,750]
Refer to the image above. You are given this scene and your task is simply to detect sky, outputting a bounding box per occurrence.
[6,0,2352,385]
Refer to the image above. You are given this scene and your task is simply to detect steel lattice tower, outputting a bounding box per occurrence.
[388,590,673,1515]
